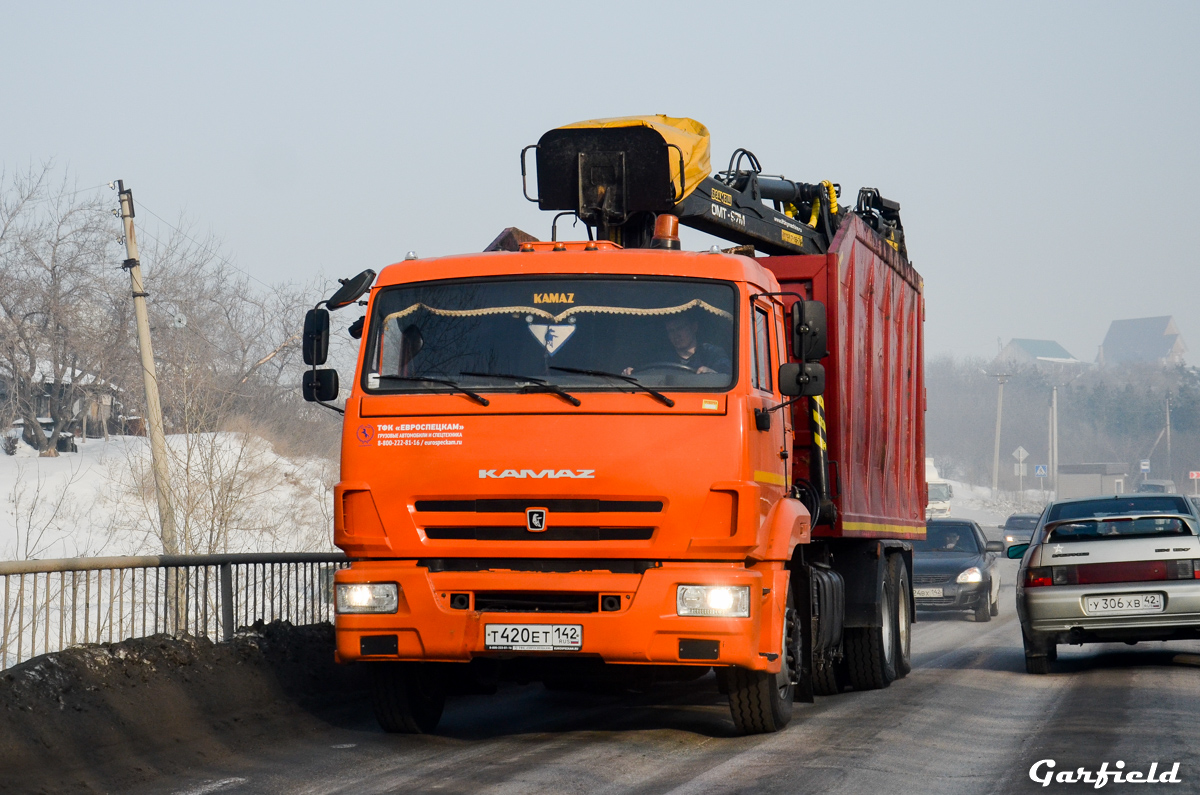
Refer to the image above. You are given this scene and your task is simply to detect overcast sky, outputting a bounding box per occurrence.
[4,1,1197,361]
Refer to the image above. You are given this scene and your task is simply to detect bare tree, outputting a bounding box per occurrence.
[0,166,124,456]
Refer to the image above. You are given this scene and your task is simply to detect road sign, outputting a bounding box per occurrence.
[1013,463,1027,476]
[1013,446,1029,462]
[1140,459,1151,472]
[1034,465,1048,478]
[1190,471,1200,480]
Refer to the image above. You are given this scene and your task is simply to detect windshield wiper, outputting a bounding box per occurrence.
[375,375,489,406]
[459,371,581,407]
[548,366,675,407]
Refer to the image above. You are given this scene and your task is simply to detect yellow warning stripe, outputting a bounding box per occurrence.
[754,470,787,486]
[811,395,827,449]
[841,521,927,536]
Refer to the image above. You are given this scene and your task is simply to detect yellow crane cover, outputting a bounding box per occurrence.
[558,115,711,200]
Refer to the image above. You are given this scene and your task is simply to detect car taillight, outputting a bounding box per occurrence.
[1025,567,1053,587]
[1052,567,1077,586]
[1032,559,1200,587]
[1167,559,1200,579]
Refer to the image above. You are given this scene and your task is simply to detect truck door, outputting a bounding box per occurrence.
[750,298,787,520]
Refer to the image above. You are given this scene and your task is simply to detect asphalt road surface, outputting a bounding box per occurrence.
[141,556,1200,795]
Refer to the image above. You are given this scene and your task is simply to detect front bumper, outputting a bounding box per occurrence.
[333,560,787,673]
[1021,581,1200,642]
[914,581,986,611]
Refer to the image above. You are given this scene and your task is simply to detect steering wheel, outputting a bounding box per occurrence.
[632,362,696,374]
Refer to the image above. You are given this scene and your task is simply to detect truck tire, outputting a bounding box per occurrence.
[371,662,446,733]
[844,557,899,690]
[891,554,912,678]
[727,587,797,734]
[811,651,845,696]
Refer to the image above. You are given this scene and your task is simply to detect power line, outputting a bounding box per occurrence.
[129,198,277,291]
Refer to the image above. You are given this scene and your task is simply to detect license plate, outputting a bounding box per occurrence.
[484,624,582,651]
[914,588,943,598]
[1084,593,1165,616]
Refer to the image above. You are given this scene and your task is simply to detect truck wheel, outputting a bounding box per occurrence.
[811,657,844,695]
[727,587,797,734]
[891,554,912,678]
[371,662,446,733]
[844,558,899,690]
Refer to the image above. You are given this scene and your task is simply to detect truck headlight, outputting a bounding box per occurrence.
[336,582,399,613]
[956,567,983,584]
[676,585,750,617]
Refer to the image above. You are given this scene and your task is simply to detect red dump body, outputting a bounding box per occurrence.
[763,213,926,540]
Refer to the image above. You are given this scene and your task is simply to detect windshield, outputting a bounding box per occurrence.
[1047,516,1192,543]
[914,523,980,554]
[363,277,737,393]
[1048,496,1192,522]
[1005,515,1039,531]
[927,483,952,502]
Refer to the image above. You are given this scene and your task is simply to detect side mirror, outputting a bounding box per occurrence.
[348,316,365,340]
[303,309,330,365]
[302,369,339,402]
[1007,543,1029,560]
[985,541,1004,553]
[778,362,826,397]
[326,269,377,310]
[791,300,827,361]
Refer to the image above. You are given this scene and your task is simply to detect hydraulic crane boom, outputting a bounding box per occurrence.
[523,115,906,257]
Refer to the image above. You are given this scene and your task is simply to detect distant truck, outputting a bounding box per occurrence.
[926,458,952,518]
[302,115,925,735]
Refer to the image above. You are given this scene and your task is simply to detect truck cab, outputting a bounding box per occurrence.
[306,115,923,736]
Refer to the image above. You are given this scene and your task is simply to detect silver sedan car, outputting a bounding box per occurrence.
[1010,494,1200,674]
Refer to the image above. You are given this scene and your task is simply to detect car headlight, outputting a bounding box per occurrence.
[336,582,399,613]
[676,585,750,617]
[1004,535,1015,543]
[956,567,983,584]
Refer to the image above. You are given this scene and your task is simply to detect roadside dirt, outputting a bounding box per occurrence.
[0,621,368,793]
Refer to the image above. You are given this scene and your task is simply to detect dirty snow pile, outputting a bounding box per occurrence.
[0,434,336,561]
[943,479,1050,529]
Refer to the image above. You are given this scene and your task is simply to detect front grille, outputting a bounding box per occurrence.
[418,558,659,574]
[916,597,958,607]
[424,526,654,541]
[475,591,598,613]
[913,574,951,585]
[416,499,663,513]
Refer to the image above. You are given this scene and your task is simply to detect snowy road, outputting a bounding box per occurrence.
[134,551,1200,795]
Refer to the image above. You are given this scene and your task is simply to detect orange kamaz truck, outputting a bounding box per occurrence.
[302,116,925,735]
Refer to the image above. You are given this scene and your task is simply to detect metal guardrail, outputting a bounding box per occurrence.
[0,552,349,671]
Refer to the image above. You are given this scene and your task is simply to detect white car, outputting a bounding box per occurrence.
[1010,494,1200,674]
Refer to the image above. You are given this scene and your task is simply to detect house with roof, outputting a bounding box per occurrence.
[1097,316,1186,366]
[996,338,1085,373]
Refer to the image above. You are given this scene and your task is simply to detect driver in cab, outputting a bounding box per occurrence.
[623,315,731,376]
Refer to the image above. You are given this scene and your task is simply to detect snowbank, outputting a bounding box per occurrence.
[0,435,335,560]
[944,478,1050,529]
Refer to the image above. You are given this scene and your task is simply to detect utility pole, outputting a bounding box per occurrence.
[1166,395,1172,482]
[1051,385,1059,498]
[990,372,1010,498]
[116,181,178,555]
